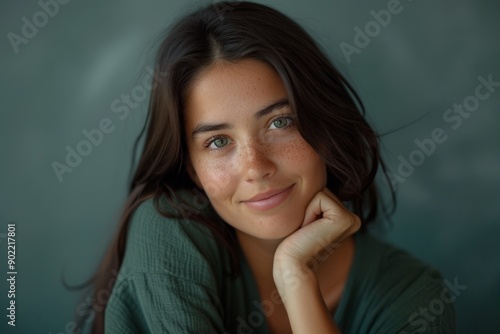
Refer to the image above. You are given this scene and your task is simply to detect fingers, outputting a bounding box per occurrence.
[301,188,361,240]
[275,187,361,266]
[302,188,348,223]
[301,188,333,226]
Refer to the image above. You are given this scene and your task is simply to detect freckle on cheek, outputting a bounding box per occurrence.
[201,161,233,194]
[282,141,310,163]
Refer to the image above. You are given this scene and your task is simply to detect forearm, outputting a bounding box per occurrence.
[274,262,341,334]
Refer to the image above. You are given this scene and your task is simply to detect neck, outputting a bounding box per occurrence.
[236,230,284,282]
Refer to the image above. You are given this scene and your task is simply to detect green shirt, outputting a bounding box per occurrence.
[105,195,455,333]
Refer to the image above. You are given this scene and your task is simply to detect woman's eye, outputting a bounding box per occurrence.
[208,136,230,149]
[270,116,293,129]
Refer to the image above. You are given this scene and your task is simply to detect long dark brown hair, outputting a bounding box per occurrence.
[77,1,395,332]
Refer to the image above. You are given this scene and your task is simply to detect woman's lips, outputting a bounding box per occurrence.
[243,184,294,211]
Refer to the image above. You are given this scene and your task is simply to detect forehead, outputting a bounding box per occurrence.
[184,59,288,127]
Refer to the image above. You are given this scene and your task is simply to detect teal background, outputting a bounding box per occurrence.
[1,0,499,333]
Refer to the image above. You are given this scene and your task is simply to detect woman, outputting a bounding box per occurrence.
[87,1,455,333]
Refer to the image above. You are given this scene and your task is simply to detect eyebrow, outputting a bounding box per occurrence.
[191,98,290,138]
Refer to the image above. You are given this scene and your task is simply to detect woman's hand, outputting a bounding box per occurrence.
[273,187,361,282]
[270,188,359,333]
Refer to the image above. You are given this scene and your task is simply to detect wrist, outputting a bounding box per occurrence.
[273,263,341,333]
[273,258,317,301]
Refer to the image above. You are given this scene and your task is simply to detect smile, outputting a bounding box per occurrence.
[242,184,295,211]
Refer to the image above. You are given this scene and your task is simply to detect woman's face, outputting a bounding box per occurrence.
[184,59,327,240]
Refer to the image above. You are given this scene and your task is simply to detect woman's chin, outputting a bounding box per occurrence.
[252,216,304,241]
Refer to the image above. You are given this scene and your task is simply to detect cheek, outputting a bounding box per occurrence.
[195,159,235,199]
[278,135,325,173]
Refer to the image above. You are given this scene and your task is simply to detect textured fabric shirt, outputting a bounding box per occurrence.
[105,195,456,333]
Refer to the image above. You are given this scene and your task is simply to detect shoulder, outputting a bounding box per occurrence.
[355,233,440,286]
[341,233,456,333]
[120,190,228,283]
[105,191,230,332]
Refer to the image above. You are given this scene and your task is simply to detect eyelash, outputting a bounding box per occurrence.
[203,134,227,151]
[202,114,296,151]
[269,114,295,130]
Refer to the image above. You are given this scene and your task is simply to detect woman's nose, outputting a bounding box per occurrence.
[240,141,277,182]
